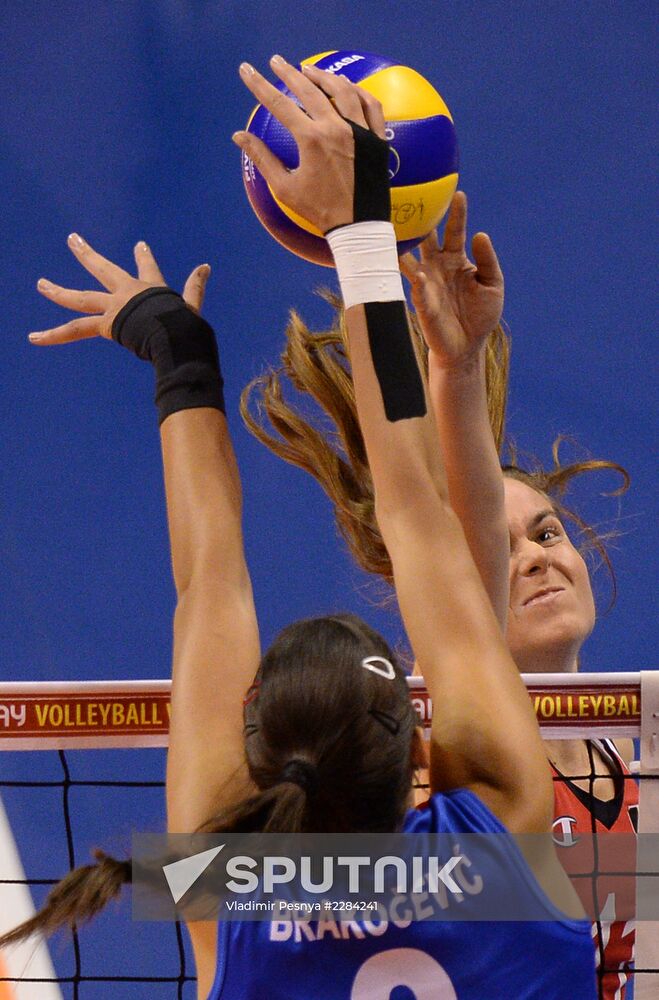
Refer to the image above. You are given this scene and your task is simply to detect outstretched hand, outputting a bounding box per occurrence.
[400,192,504,368]
[232,55,387,234]
[29,236,210,346]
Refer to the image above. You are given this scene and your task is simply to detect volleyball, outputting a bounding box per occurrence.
[241,50,459,266]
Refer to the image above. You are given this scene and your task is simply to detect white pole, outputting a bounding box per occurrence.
[0,794,63,999]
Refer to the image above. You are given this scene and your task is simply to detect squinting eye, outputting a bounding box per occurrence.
[537,525,561,543]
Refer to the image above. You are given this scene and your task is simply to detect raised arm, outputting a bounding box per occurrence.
[401,194,509,630]
[161,407,259,834]
[30,242,261,997]
[234,59,551,833]
[30,242,260,837]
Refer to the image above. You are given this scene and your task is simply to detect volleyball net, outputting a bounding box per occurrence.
[0,671,657,999]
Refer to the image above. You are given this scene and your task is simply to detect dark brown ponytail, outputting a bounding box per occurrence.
[0,849,131,949]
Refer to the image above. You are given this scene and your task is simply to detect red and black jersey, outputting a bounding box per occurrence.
[551,738,638,1000]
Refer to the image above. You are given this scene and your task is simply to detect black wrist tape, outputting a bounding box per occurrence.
[350,121,391,224]
[111,287,225,425]
[364,301,427,422]
[324,121,391,235]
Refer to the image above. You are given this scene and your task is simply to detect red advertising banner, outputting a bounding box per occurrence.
[0,675,642,750]
[0,682,171,750]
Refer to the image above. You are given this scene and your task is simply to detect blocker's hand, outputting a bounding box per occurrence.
[232,55,387,234]
[28,236,210,345]
[400,192,504,368]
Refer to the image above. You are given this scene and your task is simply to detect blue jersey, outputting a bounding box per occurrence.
[209,789,596,999]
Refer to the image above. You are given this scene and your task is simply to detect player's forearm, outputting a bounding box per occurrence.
[160,408,248,597]
[111,288,247,598]
[429,348,509,627]
[343,301,449,516]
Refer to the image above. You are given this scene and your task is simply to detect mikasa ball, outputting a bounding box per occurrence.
[241,50,459,266]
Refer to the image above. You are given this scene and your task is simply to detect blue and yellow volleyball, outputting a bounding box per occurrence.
[241,50,459,266]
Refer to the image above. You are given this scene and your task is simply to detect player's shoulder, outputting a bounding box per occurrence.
[609,737,634,769]
[405,787,504,834]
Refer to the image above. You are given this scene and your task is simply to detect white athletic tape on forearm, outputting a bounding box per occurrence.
[326,221,404,310]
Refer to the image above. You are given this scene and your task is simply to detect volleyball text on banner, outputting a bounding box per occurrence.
[0,675,644,749]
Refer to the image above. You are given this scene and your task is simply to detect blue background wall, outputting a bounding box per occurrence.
[0,2,655,995]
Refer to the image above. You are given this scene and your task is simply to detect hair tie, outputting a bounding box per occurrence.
[279,759,318,795]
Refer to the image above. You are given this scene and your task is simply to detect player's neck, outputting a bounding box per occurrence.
[514,647,580,675]
[544,737,590,773]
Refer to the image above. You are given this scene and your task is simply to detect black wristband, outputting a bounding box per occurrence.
[112,287,225,425]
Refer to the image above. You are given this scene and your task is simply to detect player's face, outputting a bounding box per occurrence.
[504,478,596,673]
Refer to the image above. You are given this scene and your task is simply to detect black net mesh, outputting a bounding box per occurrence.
[0,748,195,999]
[549,747,640,1000]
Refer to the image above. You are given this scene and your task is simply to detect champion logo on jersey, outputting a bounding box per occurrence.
[552,815,580,847]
